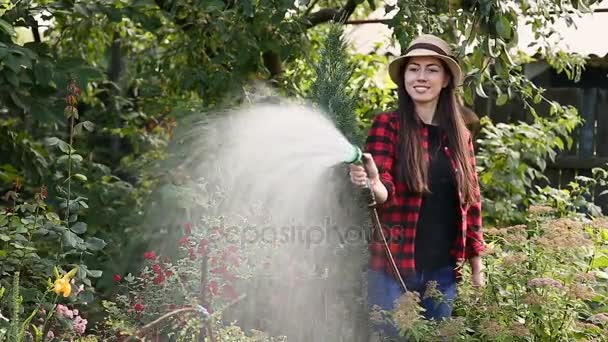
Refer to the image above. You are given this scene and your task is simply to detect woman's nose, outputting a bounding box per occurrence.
[416,70,428,81]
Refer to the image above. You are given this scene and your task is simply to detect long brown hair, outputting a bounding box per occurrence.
[395,61,478,206]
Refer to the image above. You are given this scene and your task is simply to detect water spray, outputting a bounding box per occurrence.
[345,145,408,292]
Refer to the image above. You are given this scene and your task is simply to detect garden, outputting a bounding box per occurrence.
[1,0,608,341]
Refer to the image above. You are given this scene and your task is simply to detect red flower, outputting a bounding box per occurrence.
[39,186,48,200]
[153,274,165,285]
[143,251,157,260]
[188,248,197,260]
[152,264,162,274]
[66,94,78,106]
[112,274,122,282]
[207,281,219,296]
[179,236,190,246]
[165,270,174,278]
[133,303,145,312]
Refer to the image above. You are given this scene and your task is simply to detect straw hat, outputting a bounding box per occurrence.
[388,34,463,87]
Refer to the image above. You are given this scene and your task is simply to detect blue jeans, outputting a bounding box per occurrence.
[367,265,457,337]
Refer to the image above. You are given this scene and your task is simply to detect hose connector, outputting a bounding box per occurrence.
[345,145,363,164]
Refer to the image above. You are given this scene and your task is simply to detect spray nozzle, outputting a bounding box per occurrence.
[345,145,363,164]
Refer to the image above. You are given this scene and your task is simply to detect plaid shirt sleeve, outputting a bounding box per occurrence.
[465,134,485,258]
[364,113,397,206]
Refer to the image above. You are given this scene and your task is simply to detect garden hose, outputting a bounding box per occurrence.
[347,146,408,293]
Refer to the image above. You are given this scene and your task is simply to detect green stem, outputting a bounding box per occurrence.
[30,205,39,243]
[66,115,74,229]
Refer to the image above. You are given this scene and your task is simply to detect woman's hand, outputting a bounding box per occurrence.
[469,256,484,287]
[471,271,485,287]
[349,153,379,187]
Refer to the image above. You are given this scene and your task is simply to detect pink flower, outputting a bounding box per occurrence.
[56,304,74,318]
[133,303,145,312]
[73,315,87,335]
[143,251,157,260]
[46,331,55,340]
[113,274,122,282]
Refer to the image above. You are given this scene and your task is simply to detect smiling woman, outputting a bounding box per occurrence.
[349,34,486,338]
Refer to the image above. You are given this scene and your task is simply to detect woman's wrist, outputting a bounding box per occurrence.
[370,176,388,204]
[469,255,483,274]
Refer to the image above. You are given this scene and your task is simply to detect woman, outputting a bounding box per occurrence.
[349,34,485,335]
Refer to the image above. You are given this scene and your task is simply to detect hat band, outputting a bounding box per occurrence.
[405,43,455,60]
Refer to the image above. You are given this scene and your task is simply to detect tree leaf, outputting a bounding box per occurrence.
[464,86,474,105]
[591,255,608,269]
[62,230,83,248]
[132,0,155,7]
[82,121,95,131]
[4,53,22,72]
[496,93,508,106]
[34,61,53,86]
[495,16,512,40]
[203,0,225,11]
[475,82,488,98]
[85,237,106,251]
[73,122,84,135]
[0,19,16,37]
[87,269,103,278]
[9,91,27,110]
[57,140,70,153]
[73,173,88,182]
[70,222,87,234]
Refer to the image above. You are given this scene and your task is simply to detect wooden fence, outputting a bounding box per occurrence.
[476,87,608,213]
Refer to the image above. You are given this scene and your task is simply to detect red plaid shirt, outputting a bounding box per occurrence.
[364,111,485,279]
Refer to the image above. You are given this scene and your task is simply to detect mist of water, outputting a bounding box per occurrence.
[166,100,372,341]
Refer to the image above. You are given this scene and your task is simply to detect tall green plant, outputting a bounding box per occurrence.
[310,24,362,145]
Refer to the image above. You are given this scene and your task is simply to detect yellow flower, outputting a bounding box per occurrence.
[54,276,71,297]
[53,267,77,297]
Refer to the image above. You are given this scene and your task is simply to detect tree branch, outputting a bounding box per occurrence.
[305,0,361,28]
[31,21,41,43]
[345,18,391,25]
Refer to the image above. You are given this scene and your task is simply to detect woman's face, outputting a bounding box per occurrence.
[403,56,450,105]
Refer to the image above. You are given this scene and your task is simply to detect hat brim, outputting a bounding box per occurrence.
[388,49,463,87]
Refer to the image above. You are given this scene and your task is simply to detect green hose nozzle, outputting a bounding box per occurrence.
[345,145,363,164]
